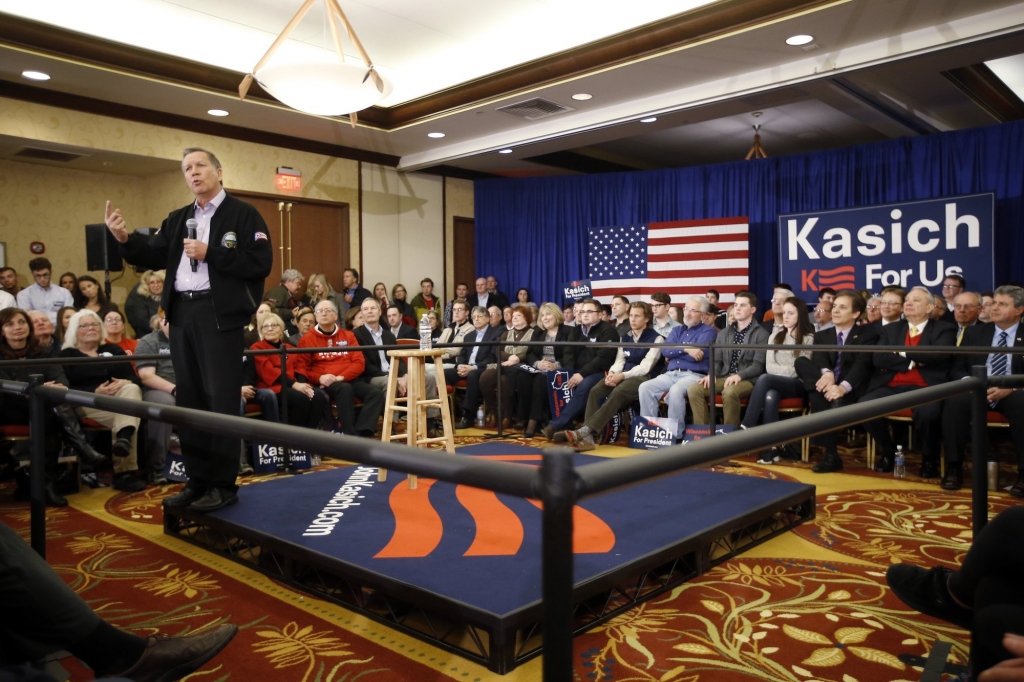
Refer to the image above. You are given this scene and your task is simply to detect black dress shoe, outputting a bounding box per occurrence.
[113,472,146,493]
[886,564,972,629]
[45,481,68,507]
[163,487,206,508]
[455,417,474,430]
[113,623,238,682]
[112,437,132,458]
[874,456,894,473]
[940,464,964,491]
[919,460,941,479]
[812,452,844,473]
[189,487,239,513]
[1010,473,1024,499]
[523,419,538,439]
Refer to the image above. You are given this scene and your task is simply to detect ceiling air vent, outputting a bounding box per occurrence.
[13,147,87,163]
[496,98,574,120]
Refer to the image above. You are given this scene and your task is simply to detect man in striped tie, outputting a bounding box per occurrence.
[941,285,1024,496]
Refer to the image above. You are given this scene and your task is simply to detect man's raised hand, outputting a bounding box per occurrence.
[104,200,129,243]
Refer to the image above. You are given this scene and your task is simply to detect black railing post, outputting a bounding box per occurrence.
[28,374,46,558]
[971,365,989,535]
[278,344,291,469]
[540,446,576,682]
[706,340,716,436]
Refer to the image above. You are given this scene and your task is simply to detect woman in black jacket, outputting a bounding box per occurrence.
[512,303,578,438]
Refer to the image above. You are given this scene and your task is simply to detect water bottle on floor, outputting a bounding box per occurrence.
[419,313,432,350]
[475,406,485,428]
[893,445,906,479]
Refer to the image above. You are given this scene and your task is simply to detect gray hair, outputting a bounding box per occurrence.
[908,286,936,304]
[182,147,222,170]
[774,288,795,300]
[471,306,488,317]
[281,269,304,284]
[995,285,1024,309]
[953,291,982,307]
[315,300,339,314]
[62,309,104,350]
[688,295,710,313]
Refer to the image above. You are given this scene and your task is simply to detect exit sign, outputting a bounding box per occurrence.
[275,166,301,192]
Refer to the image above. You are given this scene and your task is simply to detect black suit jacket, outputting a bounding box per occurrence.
[564,320,618,377]
[353,325,402,378]
[950,322,1024,379]
[867,319,957,392]
[120,192,273,330]
[391,324,418,341]
[456,325,503,370]
[809,324,879,398]
[467,291,508,311]
[530,324,579,367]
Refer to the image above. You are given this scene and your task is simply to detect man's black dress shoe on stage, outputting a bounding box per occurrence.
[189,487,239,513]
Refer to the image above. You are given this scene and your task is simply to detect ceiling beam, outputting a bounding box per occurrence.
[943,63,1024,122]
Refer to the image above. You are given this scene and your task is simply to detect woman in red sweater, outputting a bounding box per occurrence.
[250,313,326,429]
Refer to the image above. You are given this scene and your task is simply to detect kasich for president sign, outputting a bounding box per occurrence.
[778,193,994,296]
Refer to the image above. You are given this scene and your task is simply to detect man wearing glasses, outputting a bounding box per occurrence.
[649,292,679,338]
[542,299,618,441]
[16,257,74,323]
[878,287,905,325]
[940,274,965,323]
[814,299,834,332]
[761,287,794,333]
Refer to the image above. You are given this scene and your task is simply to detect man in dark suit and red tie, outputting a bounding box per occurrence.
[858,286,957,478]
[794,290,879,473]
[940,285,1024,496]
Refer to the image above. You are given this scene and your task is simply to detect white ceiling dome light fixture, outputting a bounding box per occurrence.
[22,70,51,81]
[785,34,814,46]
[238,0,392,127]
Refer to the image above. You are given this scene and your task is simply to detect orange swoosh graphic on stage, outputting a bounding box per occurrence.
[374,479,443,558]
[456,486,525,556]
[528,500,616,553]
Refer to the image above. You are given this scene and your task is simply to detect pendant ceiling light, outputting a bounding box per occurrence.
[238,0,391,126]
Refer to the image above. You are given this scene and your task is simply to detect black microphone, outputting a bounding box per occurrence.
[186,218,198,272]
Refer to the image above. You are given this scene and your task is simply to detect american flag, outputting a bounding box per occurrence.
[587,217,749,303]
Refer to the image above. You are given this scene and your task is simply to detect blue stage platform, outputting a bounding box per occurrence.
[165,443,815,673]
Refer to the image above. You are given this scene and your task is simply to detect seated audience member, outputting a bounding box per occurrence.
[386,304,418,340]
[668,304,685,325]
[725,304,736,328]
[541,299,618,440]
[304,272,320,299]
[819,287,836,305]
[600,304,613,323]
[391,283,416,325]
[55,305,75,345]
[610,295,630,336]
[0,517,238,678]
[931,294,948,321]
[795,291,879,473]
[451,306,504,428]
[264,269,310,328]
[650,292,680,338]
[813,298,834,332]
[372,282,390,310]
[488,305,503,328]
[125,269,164,338]
[706,289,720,306]
[288,305,315,345]
[309,273,348,320]
[859,286,955,477]
[60,309,146,492]
[410,278,440,321]
[251,312,327,431]
[467,277,493,310]
[59,271,78,293]
[703,304,720,329]
[638,296,718,441]
[16,257,74,323]
[28,309,60,357]
[436,299,475,368]
[299,300,382,438]
[239,333,281,475]
[504,306,516,330]
[340,268,372,309]
[564,301,663,451]
[515,288,532,305]
[103,309,137,356]
[343,306,364,331]
[879,286,905,325]
[707,289,728,329]
[478,305,538,428]
[0,308,106,507]
[762,282,797,324]
[762,287,795,333]
[940,273,965,323]
[688,291,769,427]
[134,311,175,485]
[486,275,511,309]
[243,301,274,348]
[941,285,1024,495]
[355,298,441,433]
[74,275,119,321]
[743,297,815,463]
[0,266,19,297]
[865,296,882,325]
[427,309,443,343]
[953,291,982,345]
[979,292,994,323]
[563,303,577,326]
[513,303,576,437]
[886,505,1024,680]
[443,283,469,327]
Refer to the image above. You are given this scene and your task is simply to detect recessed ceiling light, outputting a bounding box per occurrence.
[427,132,445,138]
[640,117,657,123]
[207,109,229,117]
[786,34,814,46]
[571,93,593,101]
[498,149,513,154]
[22,70,50,81]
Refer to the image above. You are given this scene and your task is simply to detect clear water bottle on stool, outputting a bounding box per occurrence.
[419,313,432,350]
[893,445,906,479]
[475,406,485,428]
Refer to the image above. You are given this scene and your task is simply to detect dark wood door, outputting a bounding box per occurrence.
[452,216,475,296]
[230,192,349,298]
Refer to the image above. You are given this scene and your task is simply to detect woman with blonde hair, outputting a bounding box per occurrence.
[308,273,348,319]
[512,302,577,438]
[125,269,164,338]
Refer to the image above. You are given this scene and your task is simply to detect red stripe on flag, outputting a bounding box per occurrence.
[648,217,749,229]
[592,285,750,296]
[646,268,750,279]
[647,232,749,246]
[648,250,748,262]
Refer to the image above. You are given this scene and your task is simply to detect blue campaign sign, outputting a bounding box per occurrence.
[629,416,678,450]
[561,279,593,301]
[778,193,994,298]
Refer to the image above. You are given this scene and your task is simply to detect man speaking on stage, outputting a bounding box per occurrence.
[104,147,272,512]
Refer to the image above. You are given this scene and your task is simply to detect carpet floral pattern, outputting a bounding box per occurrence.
[574,557,968,682]
[794,489,1023,568]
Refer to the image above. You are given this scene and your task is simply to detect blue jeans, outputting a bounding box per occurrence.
[549,373,605,431]
[240,388,280,423]
[638,370,705,438]
[740,373,805,428]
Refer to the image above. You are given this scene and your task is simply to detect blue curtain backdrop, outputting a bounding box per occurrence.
[474,120,1024,305]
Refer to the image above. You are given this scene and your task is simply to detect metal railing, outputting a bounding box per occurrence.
[2,335,1023,681]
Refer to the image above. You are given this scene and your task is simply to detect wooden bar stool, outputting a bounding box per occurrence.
[379,348,456,488]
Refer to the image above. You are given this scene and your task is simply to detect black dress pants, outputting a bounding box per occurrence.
[280,385,327,430]
[859,385,942,462]
[794,357,854,455]
[942,390,1024,469]
[323,380,384,436]
[169,298,245,490]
